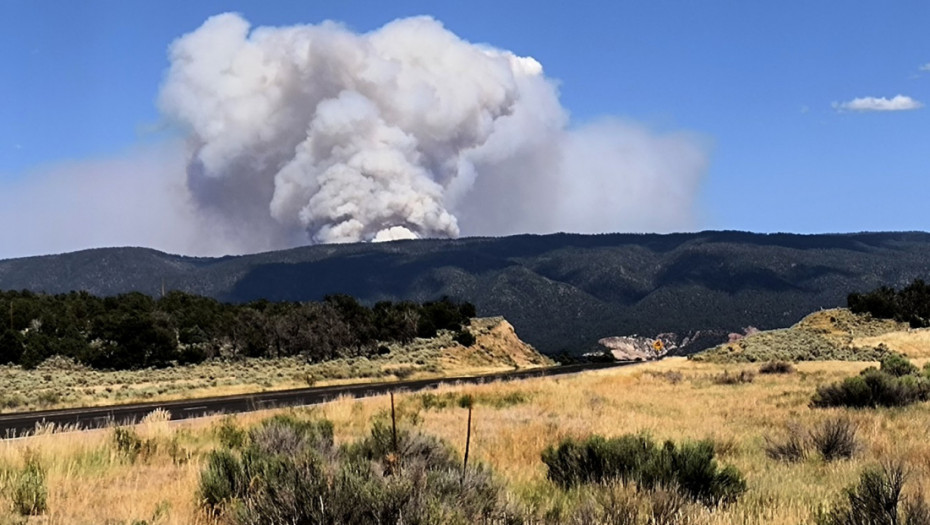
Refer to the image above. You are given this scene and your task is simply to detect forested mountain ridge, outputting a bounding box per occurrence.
[2,231,930,354]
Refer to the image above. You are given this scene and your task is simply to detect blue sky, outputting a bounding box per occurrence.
[1,0,928,256]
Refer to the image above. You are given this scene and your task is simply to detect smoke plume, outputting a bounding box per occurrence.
[158,13,707,252]
[0,13,708,260]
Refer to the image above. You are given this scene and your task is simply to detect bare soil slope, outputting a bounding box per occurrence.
[440,317,555,372]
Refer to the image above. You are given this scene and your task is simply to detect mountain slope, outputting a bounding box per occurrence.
[2,231,930,354]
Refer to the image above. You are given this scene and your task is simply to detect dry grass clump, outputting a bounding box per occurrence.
[765,417,859,463]
[646,370,684,384]
[712,369,755,385]
[816,460,930,525]
[809,417,859,461]
[764,422,808,463]
[759,361,795,374]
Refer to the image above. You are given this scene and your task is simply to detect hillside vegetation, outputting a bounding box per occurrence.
[693,308,908,363]
[848,278,930,328]
[0,316,551,413]
[4,231,930,353]
[697,278,930,364]
[0,290,475,370]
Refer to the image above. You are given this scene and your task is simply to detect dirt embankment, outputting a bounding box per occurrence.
[441,317,555,371]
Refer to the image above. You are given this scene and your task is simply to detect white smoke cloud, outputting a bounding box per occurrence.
[158,13,708,252]
[0,13,708,260]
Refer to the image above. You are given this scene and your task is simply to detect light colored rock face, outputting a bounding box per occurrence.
[598,335,670,361]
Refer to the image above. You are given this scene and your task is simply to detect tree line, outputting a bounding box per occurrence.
[847,278,930,328]
[0,290,475,370]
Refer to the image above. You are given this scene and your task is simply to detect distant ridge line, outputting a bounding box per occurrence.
[2,231,930,354]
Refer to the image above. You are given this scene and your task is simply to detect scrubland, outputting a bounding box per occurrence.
[0,317,550,414]
[1,356,928,524]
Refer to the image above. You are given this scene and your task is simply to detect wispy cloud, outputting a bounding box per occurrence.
[833,95,923,112]
[920,63,930,72]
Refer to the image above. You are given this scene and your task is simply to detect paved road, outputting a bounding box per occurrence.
[0,361,629,438]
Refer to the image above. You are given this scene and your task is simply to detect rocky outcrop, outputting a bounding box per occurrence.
[597,334,674,361]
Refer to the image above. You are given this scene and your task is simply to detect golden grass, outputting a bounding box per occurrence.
[854,328,930,358]
[2,357,930,523]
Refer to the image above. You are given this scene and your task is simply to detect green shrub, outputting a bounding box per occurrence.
[542,434,655,489]
[881,353,920,377]
[12,455,47,516]
[417,391,457,410]
[200,414,517,524]
[199,449,244,507]
[167,435,191,466]
[0,392,25,410]
[248,414,333,456]
[639,440,747,505]
[392,366,416,379]
[811,368,930,409]
[235,447,329,523]
[812,375,873,408]
[112,427,157,463]
[215,417,247,450]
[541,433,746,506]
[416,391,530,411]
[482,391,530,408]
[343,419,459,473]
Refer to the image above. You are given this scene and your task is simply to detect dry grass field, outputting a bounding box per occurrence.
[854,328,930,359]
[2,356,929,524]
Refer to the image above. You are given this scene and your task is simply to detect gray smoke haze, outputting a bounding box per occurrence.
[0,14,708,259]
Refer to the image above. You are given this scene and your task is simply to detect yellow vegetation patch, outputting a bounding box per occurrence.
[854,328,930,358]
